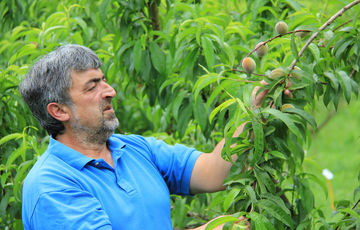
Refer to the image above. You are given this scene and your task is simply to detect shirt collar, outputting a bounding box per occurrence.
[107,135,126,158]
[48,135,126,170]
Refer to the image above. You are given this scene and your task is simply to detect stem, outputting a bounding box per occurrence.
[245,30,311,59]
[349,69,357,78]
[333,19,353,31]
[314,111,335,135]
[232,69,266,77]
[288,0,360,73]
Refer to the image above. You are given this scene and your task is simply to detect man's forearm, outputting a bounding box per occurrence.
[189,124,245,194]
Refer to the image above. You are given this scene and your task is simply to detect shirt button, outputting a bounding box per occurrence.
[95,162,100,166]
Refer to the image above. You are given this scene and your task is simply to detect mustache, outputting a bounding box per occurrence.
[101,99,113,111]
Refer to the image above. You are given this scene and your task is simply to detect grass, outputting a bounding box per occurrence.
[304,98,360,219]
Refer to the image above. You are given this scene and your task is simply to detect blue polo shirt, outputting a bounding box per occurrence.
[22,134,202,230]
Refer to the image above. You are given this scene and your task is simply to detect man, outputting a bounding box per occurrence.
[20,44,256,229]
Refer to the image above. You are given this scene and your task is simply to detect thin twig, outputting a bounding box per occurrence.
[232,69,267,77]
[352,199,360,209]
[333,19,353,31]
[244,30,311,59]
[313,111,335,135]
[288,0,360,73]
[349,69,357,78]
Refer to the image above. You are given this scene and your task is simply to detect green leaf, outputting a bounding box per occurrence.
[209,98,236,124]
[133,40,142,73]
[335,39,352,58]
[290,34,299,59]
[257,199,294,228]
[0,191,10,217]
[252,118,264,163]
[245,185,257,204]
[323,72,339,90]
[205,215,240,230]
[262,108,302,139]
[267,150,287,160]
[173,197,187,228]
[305,173,328,198]
[149,41,166,74]
[336,70,352,103]
[193,96,208,132]
[285,0,304,11]
[223,188,240,212]
[223,171,254,186]
[99,0,111,26]
[159,77,183,94]
[261,193,289,215]
[248,212,276,230]
[282,108,317,128]
[201,36,215,71]
[299,180,314,213]
[172,90,188,121]
[308,43,320,62]
[193,73,222,100]
[177,103,192,138]
[254,166,275,194]
[13,160,35,202]
[206,80,233,110]
[223,42,235,66]
[339,208,360,220]
[140,50,151,82]
[9,43,39,64]
[288,82,310,91]
[0,133,22,145]
[350,78,359,97]
[6,140,28,170]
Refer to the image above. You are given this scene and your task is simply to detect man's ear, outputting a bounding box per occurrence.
[47,103,71,122]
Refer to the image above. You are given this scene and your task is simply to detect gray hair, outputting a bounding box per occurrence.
[19,44,102,137]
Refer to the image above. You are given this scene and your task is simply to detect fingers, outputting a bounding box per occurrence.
[251,80,269,109]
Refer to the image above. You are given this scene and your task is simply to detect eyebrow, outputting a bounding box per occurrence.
[83,75,106,90]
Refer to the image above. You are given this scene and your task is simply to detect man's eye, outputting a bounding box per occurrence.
[89,85,96,91]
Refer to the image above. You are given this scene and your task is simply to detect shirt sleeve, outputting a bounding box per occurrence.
[29,189,112,230]
[143,136,202,195]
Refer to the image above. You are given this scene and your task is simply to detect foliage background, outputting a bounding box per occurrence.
[0,0,359,229]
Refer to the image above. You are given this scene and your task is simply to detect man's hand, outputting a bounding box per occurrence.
[252,80,268,109]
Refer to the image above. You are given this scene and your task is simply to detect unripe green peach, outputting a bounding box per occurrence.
[242,57,256,74]
[269,68,285,80]
[281,103,294,111]
[289,66,302,80]
[255,42,269,58]
[275,21,288,35]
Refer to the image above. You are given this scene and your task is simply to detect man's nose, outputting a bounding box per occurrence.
[102,81,116,98]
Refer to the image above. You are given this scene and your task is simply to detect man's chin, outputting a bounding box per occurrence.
[104,118,119,132]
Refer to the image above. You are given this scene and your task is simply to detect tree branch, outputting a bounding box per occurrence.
[288,0,360,73]
[147,0,161,39]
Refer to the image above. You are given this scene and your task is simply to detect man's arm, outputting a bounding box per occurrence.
[189,124,244,194]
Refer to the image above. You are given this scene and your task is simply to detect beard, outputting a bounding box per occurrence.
[69,102,119,145]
